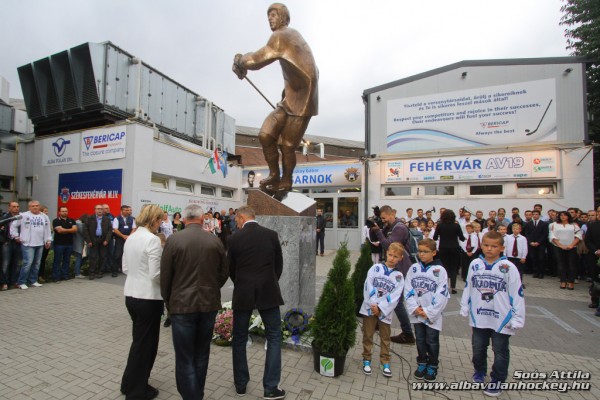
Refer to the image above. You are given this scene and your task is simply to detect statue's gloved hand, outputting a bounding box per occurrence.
[232,54,247,80]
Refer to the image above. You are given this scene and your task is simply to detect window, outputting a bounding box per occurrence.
[424,185,454,196]
[470,185,503,195]
[221,188,234,198]
[201,185,215,196]
[338,197,359,229]
[25,177,33,198]
[151,175,168,190]
[175,180,194,193]
[517,183,556,196]
[0,176,13,191]
[383,186,411,196]
[316,198,334,228]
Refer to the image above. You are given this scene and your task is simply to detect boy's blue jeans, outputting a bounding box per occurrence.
[414,322,439,366]
[472,327,510,382]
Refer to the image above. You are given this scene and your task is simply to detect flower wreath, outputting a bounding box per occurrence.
[283,308,310,344]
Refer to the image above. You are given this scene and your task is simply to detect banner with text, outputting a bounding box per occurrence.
[384,150,558,183]
[57,169,122,218]
[136,191,237,216]
[81,127,127,162]
[42,133,80,166]
[242,163,362,188]
[387,79,557,151]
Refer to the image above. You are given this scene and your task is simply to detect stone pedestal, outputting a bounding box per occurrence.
[249,189,316,312]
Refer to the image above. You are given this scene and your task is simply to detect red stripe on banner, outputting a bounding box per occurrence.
[93,144,108,149]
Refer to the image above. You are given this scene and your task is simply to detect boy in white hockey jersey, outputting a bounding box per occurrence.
[404,238,449,382]
[360,242,405,378]
[460,231,525,397]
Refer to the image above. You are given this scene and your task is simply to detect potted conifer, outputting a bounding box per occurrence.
[351,243,373,316]
[311,242,357,377]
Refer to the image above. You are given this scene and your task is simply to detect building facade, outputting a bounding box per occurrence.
[362,57,594,218]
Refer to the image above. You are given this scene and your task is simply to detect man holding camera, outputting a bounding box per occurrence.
[370,205,416,344]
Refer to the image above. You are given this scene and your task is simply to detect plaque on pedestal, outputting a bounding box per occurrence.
[248,189,316,311]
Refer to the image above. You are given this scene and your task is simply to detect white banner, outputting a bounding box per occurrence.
[41,133,80,166]
[80,127,127,162]
[136,190,237,216]
[387,79,557,151]
[384,150,558,183]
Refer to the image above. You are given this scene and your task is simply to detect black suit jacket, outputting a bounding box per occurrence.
[524,219,548,245]
[83,215,113,244]
[227,221,284,311]
[316,215,326,231]
[585,221,600,254]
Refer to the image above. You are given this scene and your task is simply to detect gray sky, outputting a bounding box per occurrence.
[1,0,570,141]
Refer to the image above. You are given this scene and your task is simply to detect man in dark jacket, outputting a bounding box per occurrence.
[227,205,285,399]
[315,208,326,256]
[371,205,415,345]
[524,209,549,279]
[160,204,228,400]
[83,204,113,280]
[584,210,600,316]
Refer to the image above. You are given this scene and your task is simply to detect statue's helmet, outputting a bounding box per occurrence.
[268,3,290,26]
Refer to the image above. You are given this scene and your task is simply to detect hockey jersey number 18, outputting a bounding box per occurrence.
[460,255,525,335]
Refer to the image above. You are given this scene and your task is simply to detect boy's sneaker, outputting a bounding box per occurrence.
[472,371,486,383]
[31,282,43,287]
[484,380,502,397]
[264,387,285,399]
[381,363,392,378]
[414,363,427,380]
[19,284,28,290]
[362,360,372,375]
[424,365,438,382]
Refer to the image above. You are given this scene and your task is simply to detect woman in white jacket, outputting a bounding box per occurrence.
[120,204,165,400]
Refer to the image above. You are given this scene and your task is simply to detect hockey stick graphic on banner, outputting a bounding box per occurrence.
[525,99,552,136]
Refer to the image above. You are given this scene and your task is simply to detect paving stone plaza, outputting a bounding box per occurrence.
[1,251,599,399]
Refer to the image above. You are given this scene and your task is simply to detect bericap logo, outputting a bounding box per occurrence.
[83,131,126,151]
[83,136,93,150]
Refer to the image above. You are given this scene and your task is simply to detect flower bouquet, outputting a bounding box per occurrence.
[213,303,233,346]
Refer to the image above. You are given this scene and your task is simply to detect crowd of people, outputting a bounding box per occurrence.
[0,202,239,290]
[361,203,600,302]
[355,202,600,396]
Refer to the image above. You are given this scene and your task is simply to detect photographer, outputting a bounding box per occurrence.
[363,206,384,264]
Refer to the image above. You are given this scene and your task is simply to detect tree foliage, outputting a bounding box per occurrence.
[312,242,357,356]
[560,0,600,138]
[351,243,373,316]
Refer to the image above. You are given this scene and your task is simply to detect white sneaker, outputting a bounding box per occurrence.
[362,360,372,375]
[19,284,28,290]
[381,364,392,378]
[31,282,43,287]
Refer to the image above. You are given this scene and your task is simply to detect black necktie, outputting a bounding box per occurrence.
[512,235,518,257]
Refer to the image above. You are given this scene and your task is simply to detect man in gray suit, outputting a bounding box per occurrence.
[160,204,228,400]
[228,205,285,399]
